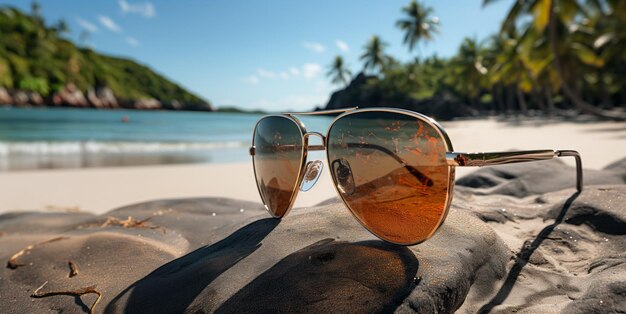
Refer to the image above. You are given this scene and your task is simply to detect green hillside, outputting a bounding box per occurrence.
[0,6,210,109]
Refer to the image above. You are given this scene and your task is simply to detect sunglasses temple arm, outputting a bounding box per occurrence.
[446,149,583,192]
[556,150,583,192]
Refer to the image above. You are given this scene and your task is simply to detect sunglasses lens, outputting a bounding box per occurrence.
[253,116,305,217]
[327,111,452,245]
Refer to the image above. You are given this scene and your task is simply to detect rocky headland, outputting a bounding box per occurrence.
[0,7,212,112]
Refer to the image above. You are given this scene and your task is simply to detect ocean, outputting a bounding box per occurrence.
[0,106,332,171]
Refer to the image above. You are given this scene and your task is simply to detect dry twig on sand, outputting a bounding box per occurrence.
[31,281,102,314]
[101,215,154,228]
[6,237,69,269]
[68,260,78,278]
[101,216,165,233]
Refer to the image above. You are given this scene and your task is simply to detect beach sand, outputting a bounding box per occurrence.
[1,117,624,214]
[1,117,625,313]
[1,156,624,313]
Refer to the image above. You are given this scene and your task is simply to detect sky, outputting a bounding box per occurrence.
[1,0,511,111]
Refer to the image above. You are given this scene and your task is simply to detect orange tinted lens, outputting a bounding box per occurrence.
[253,116,304,217]
[327,111,452,245]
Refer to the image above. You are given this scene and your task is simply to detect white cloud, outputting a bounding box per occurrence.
[247,64,319,84]
[282,94,328,109]
[76,17,98,33]
[119,0,156,18]
[289,67,300,76]
[250,94,328,112]
[242,76,259,85]
[302,63,322,79]
[125,36,140,47]
[336,39,350,53]
[257,68,276,79]
[98,16,121,32]
[314,80,331,94]
[241,74,332,111]
[302,41,325,53]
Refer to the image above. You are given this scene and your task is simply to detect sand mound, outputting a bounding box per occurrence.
[0,158,624,313]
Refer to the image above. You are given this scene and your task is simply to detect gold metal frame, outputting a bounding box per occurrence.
[445,150,583,191]
[250,107,583,245]
[250,114,309,219]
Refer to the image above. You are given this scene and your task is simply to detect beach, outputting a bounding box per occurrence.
[1,117,625,312]
[2,0,626,312]
[1,117,624,215]
[2,115,626,313]
[2,116,625,313]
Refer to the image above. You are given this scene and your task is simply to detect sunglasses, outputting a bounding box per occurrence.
[249,108,583,246]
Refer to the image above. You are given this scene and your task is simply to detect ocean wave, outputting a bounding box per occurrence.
[0,140,246,155]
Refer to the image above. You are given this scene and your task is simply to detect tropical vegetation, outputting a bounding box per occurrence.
[326,0,626,120]
[326,56,352,87]
[0,5,210,109]
[360,35,389,74]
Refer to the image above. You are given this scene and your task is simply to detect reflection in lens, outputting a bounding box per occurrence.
[253,116,304,217]
[327,111,452,245]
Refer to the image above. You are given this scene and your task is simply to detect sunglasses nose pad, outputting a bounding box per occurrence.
[300,160,324,192]
[331,158,355,195]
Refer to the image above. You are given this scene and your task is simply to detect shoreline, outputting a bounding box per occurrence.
[1,117,625,215]
[1,113,623,172]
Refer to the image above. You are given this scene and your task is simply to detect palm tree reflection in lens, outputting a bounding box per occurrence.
[252,116,304,218]
[327,111,452,245]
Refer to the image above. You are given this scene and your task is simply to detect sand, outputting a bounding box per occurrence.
[0,157,624,313]
[0,117,625,215]
[0,117,625,313]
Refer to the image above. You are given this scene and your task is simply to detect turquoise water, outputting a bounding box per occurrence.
[0,106,332,170]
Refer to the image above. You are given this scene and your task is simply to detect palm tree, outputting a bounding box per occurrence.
[515,26,558,115]
[326,56,352,86]
[396,0,439,54]
[482,34,509,113]
[545,1,626,119]
[360,35,388,74]
[484,0,626,120]
[590,1,626,107]
[449,37,491,112]
[56,19,70,35]
[30,1,43,25]
[31,1,41,18]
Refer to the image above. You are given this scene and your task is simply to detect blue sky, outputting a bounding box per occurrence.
[2,0,511,111]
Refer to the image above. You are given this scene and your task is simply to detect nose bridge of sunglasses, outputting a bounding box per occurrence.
[304,132,326,151]
[300,160,324,192]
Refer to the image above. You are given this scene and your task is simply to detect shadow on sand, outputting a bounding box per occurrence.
[478,191,580,313]
[105,218,279,313]
[105,219,418,313]
[216,239,418,313]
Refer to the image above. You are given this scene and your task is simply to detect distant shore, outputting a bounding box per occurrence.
[0,85,215,112]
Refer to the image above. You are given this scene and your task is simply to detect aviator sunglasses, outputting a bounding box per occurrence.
[250,108,583,246]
